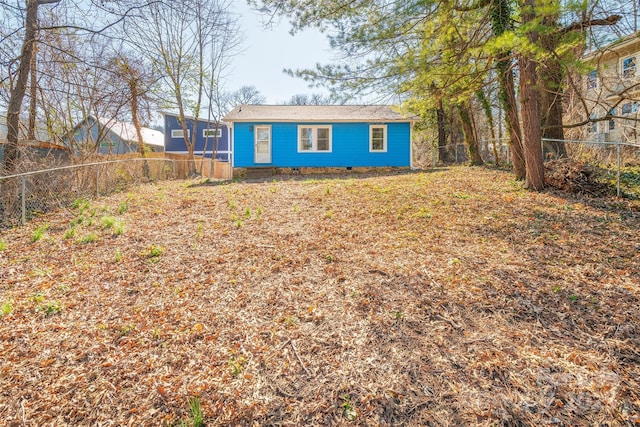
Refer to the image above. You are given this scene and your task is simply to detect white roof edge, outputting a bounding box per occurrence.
[223,118,414,123]
[160,110,228,124]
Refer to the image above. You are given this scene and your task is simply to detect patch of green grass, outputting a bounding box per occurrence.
[77,233,98,244]
[31,223,49,243]
[144,245,164,262]
[244,207,251,218]
[71,198,90,212]
[341,395,357,421]
[1,300,12,316]
[118,201,129,215]
[414,206,432,219]
[196,220,204,239]
[101,215,117,229]
[390,310,403,320]
[112,221,124,236]
[40,301,62,316]
[293,205,300,214]
[119,323,135,336]
[114,249,123,262]
[452,192,470,199]
[228,354,248,377]
[0,240,6,251]
[64,227,76,240]
[188,396,204,427]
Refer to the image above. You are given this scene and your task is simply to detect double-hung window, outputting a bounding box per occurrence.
[203,128,222,138]
[622,56,636,78]
[298,125,332,152]
[171,129,190,138]
[369,125,387,152]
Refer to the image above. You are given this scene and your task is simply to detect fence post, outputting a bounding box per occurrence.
[21,175,26,225]
[616,141,621,197]
[95,164,99,198]
[432,143,438,168]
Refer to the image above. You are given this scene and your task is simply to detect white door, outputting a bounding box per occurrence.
[254,126,271,164]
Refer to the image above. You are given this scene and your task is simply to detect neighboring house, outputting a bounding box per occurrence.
[64,116,164,155]
[222,105,415,169]
[584,33,640,143]
[163,112,231,161]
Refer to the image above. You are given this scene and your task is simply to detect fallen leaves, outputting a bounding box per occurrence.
[0,167,639,425]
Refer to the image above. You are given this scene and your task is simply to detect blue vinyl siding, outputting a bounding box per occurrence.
[164,114,230,161]
[233,122,411,168]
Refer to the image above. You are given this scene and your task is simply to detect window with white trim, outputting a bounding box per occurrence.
[622,56,636,78]
[298,125,332,152]
[171,129,190,138]
[587,70,598,90]
[369,125,387,152]
[203,128,222,138]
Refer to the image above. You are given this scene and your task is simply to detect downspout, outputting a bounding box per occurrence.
[230,122,234,168]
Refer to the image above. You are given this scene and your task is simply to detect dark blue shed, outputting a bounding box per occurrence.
[163,112,231,162]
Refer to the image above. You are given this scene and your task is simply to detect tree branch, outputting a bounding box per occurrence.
[559,14,622,35]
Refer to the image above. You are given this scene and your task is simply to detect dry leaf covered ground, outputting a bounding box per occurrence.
[1,167,639,426]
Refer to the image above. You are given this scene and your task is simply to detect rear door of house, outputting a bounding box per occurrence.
[254,125,271,164]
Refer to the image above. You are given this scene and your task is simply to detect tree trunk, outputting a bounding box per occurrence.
[519,0,545,191]
[458,102,484,166]
[3,0,39,175]
[28,39,38,141]
[497,60,526,179]
[436,100,453,163]
[519,55,545,190]
[539,19,567,159]
[489,0,525,178]
[476,89,500,165]
[129,78,150,178]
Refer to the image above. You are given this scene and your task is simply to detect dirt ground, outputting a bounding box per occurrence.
[1,167,639,426]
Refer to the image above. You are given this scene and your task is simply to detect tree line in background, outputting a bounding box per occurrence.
[0,0,253,175]
[1,0,639,189]
[251,0,637,190]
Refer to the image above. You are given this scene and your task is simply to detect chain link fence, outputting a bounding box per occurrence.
[418,137,639,196]
[0,158,178,229]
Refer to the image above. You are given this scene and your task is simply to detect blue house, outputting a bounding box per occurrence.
[163,112,231,161]
[222,105,415,169]
[63,116,164,155]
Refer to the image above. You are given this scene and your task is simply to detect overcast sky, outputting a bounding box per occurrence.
[225,3,334,104]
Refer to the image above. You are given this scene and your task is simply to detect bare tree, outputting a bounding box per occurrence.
[225,85,266,111]
[124,0,240,174]
[284,93,333,105]
[2,0,60,175]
